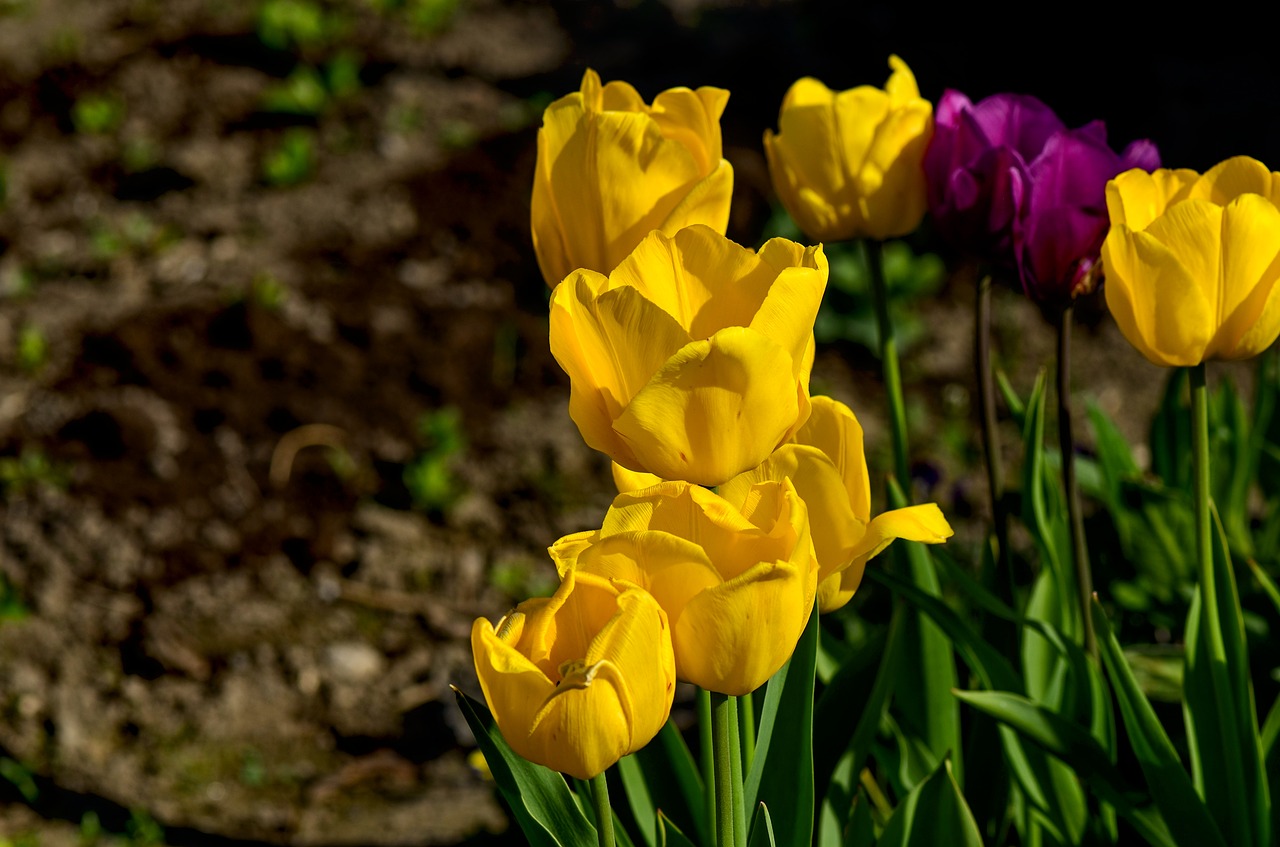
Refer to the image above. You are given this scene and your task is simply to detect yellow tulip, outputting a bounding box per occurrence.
[721,396,952,612]
[532,68,734,287]
[763,56,933,242]
[471,569,675,780]
[550,479,817,695]
[616,396,955,612]
[1101,156,1280,367]
[550,225,828,487]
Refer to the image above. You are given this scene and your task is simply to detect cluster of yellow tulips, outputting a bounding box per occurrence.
[464,51,1280,847]
[472,64,952,783]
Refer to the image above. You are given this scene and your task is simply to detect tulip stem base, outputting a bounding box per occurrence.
[1057,305,1096,658]
[738,691,755,774]
[590,772,615,847]
[698,687,716,844]
[865,239,911,494]
[711,692,741,847]
[975,271,1015,615]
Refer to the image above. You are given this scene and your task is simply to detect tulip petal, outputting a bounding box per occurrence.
[674,557,814,695]
[722,443,864,584]
[1105,202,1218,366]
[657,159,734,244]
[531,124,575,287]
[472,617,557,764]
[858,98,932,239]
[795,396,871,522]
[1212,193,1280,358]
[1106,168,1199,232]
[1192,155,1277,206]
[820,504,952,614]
[587,586,676,750]
[540,93,707,276]
[571,530,723,629]
[1102,227,1174,367]
[610,226,776,338]
[611,462,662,494]
[749,251,827,379]
[550,271,692,465]
[613,327,799,485]
[525,660,632,780]
[648,86,728,175]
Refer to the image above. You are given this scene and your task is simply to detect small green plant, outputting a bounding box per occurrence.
[71,94,124,135]
[407,0,460,33]
[0,757,37,802]
[403,407,466,511]
[438,118,479,151]
[16,324,47,373]
[121,137,161,172]
[0,449,69,496]
[261,65,329,115]
[125,810,163,847]
[261,129,315,186]
[78,811,102,847]
[0,834,40,847]
[240,749,266,787]
[325,51,362,100]
[250,273,286,310]
[489,557,557,600]
[257,0,326,50]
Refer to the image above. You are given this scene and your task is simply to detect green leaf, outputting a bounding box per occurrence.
[1091,601,1226,847]
[814,625,885,803]
[996,367,1027,429]
[1150,368,1191,490]
[630,720,708,847]
[843,788,876,847]
[886,479,961,785]
[657,812,698,847]
[1182,509,1269,847]
[747,803,777,847]
[876,759,983,847]
[954,689,1177,847]
[618,755,657,847]
[745,608,817,847]
[453,689,597,847]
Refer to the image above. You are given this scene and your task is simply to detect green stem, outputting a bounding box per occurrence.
[1057,305,1096,658]
[699,687,717,846]
[738,691,755,774]
[590,772,615,847]
[1191,363,1251,843]
[711,692,737,847]
[728,697,746,847]
[865,240,910,493]
[975,271,1014,608]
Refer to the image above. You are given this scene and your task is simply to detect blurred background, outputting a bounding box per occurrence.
[0,0,1275,844]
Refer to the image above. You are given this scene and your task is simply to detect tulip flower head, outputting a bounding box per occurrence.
[550,225,828,487]
[550,479,817,696]
[471,569,676,780]
[764,56,933,242]
[924,90,1159,304]
[614,396,954,612]
[531,69,734,287]
[1101,156,1280,367]
[720,396,953,612]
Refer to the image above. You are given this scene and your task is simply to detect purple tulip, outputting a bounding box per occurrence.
[925,90,1159,303]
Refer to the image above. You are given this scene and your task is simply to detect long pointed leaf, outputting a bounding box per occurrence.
[1091,601,1226,847]
[886,479,961,785]
[1182,509,1269,847]
[631,721,708,847]
[876,759,982,847]
[954,689,1177,847]
[745,609,817,847]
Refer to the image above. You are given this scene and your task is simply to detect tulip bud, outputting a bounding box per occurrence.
[1102,156,1280,366]
[764,56,933,242]
[471,570,675,780]
[531,69,734,287]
